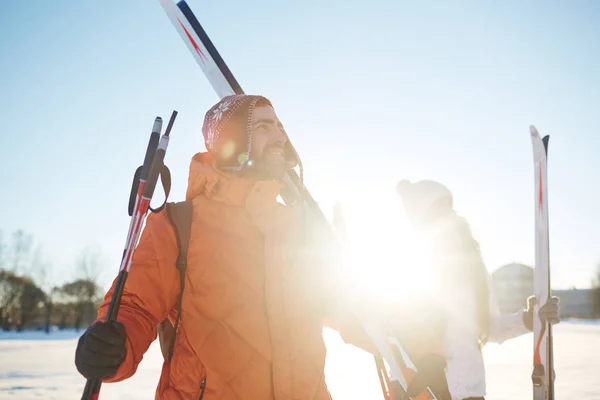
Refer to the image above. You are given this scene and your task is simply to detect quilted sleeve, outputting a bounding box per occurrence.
[97,211,180,382]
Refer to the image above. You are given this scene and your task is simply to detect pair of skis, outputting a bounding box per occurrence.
[158,0,433,399]
[530,126,555,400]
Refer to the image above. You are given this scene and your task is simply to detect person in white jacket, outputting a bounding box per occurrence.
[395,179,560,400]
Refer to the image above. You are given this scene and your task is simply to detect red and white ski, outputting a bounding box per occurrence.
[530,125,555,400]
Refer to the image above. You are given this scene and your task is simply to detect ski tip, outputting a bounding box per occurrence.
[153,117,163,134]
[529,125,539,137]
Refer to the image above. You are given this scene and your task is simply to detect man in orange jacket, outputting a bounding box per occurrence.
[75,94,451,399]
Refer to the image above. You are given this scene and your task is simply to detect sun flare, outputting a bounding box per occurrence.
[334,197,439,308]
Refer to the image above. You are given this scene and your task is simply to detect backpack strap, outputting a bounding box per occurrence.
[162,200,193,362]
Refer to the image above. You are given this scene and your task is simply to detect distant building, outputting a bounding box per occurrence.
[490,263,596,318]
[552,289,594,318]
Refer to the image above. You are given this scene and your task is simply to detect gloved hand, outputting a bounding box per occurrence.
[523,295,560,330]
[75,320,127,380]
[402,354,452,400]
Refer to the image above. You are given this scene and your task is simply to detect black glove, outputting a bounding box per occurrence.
[523,295,560,331]
[75,320,127,380]
[402,354,452,400]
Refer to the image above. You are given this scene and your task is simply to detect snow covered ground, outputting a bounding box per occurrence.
[0,320,598,399]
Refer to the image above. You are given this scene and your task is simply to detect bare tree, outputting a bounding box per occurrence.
[75,248,104,284]
[1,231,35,330]
[68,248,105,331]
[0,271,44,331]
[0,270,21,330]
[51,286,76,330]
[0,232,6,328]
[17,276,45,331]
[31,247,55,333]
[61,279,103,331]
[9,230,33,274]
[0,231,5,270]
[592,262,600,317]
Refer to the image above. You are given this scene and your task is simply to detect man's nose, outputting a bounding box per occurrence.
[271,128,288,144]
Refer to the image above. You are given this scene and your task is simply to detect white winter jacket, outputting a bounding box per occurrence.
[409,213,531,400]
[440,271,530,399]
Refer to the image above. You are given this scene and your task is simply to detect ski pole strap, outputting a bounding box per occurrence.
[149,165,172,213]
[128,164,171,215]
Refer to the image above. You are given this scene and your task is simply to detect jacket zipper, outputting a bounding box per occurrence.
[198,377,207,400]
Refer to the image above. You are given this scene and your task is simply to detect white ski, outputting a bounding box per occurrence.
[158,1,433,398]
[530,125,555,400]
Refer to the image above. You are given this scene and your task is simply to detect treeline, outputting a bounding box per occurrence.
[2,229,600,333]
[592,263,600,316]
[0,230,105,332]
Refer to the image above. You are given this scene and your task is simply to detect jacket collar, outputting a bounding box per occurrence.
[185,152,285,208]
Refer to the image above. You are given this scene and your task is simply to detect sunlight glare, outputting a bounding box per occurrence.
[338,193,438,309]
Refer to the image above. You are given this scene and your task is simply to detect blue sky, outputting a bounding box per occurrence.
[1,0,598,291]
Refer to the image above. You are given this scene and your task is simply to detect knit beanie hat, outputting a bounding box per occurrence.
[396,179,453,222]
[202,94,298,171]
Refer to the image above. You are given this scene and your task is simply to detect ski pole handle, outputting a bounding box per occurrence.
[142,118,163,180]
[143,110,177,199]
[128,118,162,216]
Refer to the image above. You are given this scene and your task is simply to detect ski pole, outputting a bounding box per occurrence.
[80,110,178,400]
